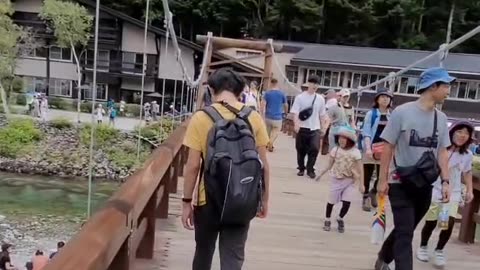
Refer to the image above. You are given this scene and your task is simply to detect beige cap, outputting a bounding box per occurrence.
[339,88,350,97]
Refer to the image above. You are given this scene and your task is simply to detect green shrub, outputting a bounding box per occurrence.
[49,97,70,110]
[125,104,141,117]
[80,123,120,146]
[473,161,480,173]
[0,119,42,158]
[50,117,73,129]
[105,141,148,170]
[11,77,24,93]
[15,94,27,105]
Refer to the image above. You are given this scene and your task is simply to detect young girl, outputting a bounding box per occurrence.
[416,121,475,267]
[317,126,365,233]
[95,104,106,124]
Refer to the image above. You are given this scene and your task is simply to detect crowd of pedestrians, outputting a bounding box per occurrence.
[179,66,478,270]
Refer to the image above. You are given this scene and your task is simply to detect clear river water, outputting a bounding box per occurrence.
[0,172,119,268]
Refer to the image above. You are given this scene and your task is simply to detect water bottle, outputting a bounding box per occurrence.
[438,204,449,231]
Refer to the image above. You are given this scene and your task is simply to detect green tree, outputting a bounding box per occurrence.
[0,0,29,116]
[40,0,93,124]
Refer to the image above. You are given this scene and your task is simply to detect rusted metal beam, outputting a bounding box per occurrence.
[197,35,283,52]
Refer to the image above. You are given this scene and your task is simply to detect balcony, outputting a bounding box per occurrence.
[82,54,158,77]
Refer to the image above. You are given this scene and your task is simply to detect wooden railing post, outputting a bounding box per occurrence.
[179,146,188,177]
[136,188,158,259]
[157,165,172,219]
[108,236,131,270]
[170,153,181,193]
[458,188,480,243]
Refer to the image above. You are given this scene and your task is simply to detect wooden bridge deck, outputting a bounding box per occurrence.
[135,134,480,270]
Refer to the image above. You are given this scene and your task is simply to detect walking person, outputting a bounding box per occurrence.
[416,121,475,268]
[95,104,105,124]
[31,250,48,270]
[241,81,260,110]
[338,89,356,129]
[327,89,350,151]
[109,107,117,126]
[0,244,17,270]
[261,78,288,152]
[181,68,270,270]
[375,67,454,270]
[317,126,364,233]
[360,87,393,211]
[39,95,48,122]
[291,75,329,179]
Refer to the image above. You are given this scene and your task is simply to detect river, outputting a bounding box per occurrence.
[0,172,119,267]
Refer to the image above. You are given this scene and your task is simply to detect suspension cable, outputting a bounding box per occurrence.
[86,0,101,218]
[136,0,151,161]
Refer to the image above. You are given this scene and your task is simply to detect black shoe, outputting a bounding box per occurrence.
[297,170,305,176]
[362,197,371,212]
[374,258,391,270]
[323,220,331,231]
[370,191,378,208]
[337,219,345,233]
[307,171,316,179]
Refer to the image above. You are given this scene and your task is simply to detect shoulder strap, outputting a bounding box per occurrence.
[201,106,223,123]
[370,109,378,128]
[221,102,254,132]
[311,94,317,106]
[432,109,438,138]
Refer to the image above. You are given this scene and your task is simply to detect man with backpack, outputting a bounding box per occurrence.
[182,68,270,270]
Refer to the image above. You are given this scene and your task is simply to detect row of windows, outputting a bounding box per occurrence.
[23,76,108,100]
[24,46,72,61]
[288,67,480,100]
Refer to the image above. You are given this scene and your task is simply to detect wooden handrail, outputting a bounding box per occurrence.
[44,120,189,270]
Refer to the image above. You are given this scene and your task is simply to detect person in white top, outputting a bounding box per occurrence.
[325,89,339,110]
[290,75,329,179]
[95,104,106,124]
[416,121,475,268]
[242,81,260,110]
[39,95,48,122]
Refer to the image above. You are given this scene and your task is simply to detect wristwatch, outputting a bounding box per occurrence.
[182,197,193,203]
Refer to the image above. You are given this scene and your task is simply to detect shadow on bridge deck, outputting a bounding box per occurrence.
[134,134,480,270]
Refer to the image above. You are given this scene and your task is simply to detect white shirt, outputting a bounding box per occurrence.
[326,98,338,109]
[290,92,327,130]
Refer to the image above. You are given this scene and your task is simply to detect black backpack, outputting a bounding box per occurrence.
[201,103,263,225]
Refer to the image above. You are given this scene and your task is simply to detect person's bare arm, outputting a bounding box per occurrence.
[438,147,451,202]
[320,114,330,133]
[353,159,365,193]
[317,155,335,179]
[463,170,474,203]
[257,146,270,218]
[378,142,394,196]
[183,148,201,200]
[260,99,266,118]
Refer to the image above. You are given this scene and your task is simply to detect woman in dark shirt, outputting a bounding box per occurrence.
[360,87,393,212]
[0,243,17,270]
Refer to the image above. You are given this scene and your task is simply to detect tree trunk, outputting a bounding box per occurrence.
[179,21,183,38]
[0,81,10,116]
[71,43,83,125]
[417,0,426,33]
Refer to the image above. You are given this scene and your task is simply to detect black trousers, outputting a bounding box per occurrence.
[295,128,321,173]
[378,184,432,270]
[192,204,250,270]
[363,163,379,197]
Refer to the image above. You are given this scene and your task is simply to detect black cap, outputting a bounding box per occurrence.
[307,75,320,84]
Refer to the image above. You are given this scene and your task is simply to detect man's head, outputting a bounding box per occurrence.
[325,89,337,100]
[207,68,246,98]
[270,78,278,88]
[306,75,320,92]
[417,67,456,104]
[57,241,65,249]
[1,243,12,252]
[338,88,350,103]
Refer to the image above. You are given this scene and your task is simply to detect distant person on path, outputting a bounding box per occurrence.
[416,121,475,268]
[40,95,48,122]
[181,68,270,270]
[327,89,350,152]
[151,101,160,121]
[0,243,17,270]
[290,75,329,179]
[261,78,287,152]
[325,89,338,110]
[360,87,393,212]
[119,98,126,116]
[241,81,260,110]
[31,250,48,270]
[95,104,106,124]
[338,89,356,129]
[109,107,117,126]
[375,67,454,270]
[317,126,364,233]
[49,241,65,259]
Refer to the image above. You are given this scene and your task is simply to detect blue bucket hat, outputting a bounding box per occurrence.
[375,87,393,100]
[417,67,456,93]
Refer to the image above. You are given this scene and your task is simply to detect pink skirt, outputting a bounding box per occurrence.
[328,176,355,204]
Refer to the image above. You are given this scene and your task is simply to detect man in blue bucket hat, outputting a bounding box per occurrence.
[374,67,455,270]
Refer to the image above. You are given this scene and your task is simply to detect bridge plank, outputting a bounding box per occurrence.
[135,134,480,270]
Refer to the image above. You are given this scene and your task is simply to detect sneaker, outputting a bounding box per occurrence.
[337,219,345,233]
[416,246,429,262]
[370,191,378,208]
[362,197,371,212]
[374,258,391,270]
[433,250,446,268]
[297,170,305,176]
[323,220,331,231]
[307,171,316,179]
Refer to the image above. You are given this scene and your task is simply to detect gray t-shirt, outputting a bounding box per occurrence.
[380,101,451,184]
[290,92,327,130]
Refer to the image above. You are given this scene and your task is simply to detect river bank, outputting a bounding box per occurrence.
[0,172,119,267]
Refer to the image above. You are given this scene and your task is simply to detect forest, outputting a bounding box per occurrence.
[101,0,480,53]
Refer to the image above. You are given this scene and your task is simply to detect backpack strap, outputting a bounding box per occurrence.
[221,102,254,132]
[201,105,224,123]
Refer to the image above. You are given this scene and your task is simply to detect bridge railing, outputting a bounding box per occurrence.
[44,121,189,270]
[282,116,480,244]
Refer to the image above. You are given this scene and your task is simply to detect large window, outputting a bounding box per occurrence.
[22,46,48,58]
[84,83,108,100]
[49,79,72,97]
[397,77,418,94]
[24,76,47,93]
[285,65,299,83]
[85,49,110,71]
[50,46,72,61]
[449,80,480,100]
[122,52,144,74]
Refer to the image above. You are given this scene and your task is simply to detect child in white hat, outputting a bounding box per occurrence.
[317,126,365,233]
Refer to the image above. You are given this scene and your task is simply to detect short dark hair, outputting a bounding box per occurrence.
[207,68,246,97]
[271,78,278,84]
[334,136,355,149]
[308,75,320,84]
[57,241,65,248]
[35,250,44,256]
[448,125,473,154]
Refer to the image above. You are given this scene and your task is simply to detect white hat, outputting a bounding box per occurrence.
[339,88,350,97]
[334,126,357,143]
